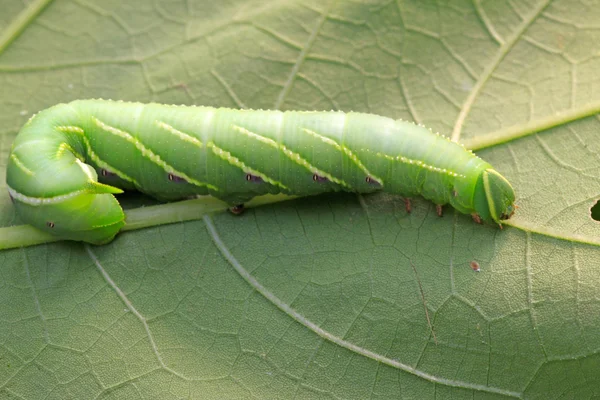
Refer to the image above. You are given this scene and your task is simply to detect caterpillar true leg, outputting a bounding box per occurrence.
[404,198,412,214]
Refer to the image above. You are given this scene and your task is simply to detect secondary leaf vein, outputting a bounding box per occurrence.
[204,215,523,398]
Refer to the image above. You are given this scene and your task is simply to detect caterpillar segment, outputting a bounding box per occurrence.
[6,100,516,244]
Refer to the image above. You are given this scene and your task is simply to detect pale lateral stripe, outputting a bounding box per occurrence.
[7,185,86,206]
[232,125,350,188]
[56,125,84,134]
[16,122,85,157]
[10,154,34,176]
[92,117,218,191]
[56,142,84,161]
[56,124,138,185]
[368,149,466,179]
[302,127,340,149]
[12,125,85,155]
[232,125,279,148]
[280,146,349,188]
[11,139,48,153]
[56,142,71,159]
[207,142,288,190]
[154,120,203,147]
[302,128,383,185]
[75,159,95,181]
[80,136,138,186]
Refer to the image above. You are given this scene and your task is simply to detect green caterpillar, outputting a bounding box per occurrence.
[6,99,516,244]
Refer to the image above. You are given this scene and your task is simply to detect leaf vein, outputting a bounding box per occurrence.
[204,215,523,398]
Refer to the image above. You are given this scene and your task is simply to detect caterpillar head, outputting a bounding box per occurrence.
[473,169,516,224]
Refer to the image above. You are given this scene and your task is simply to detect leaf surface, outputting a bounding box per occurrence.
[1,0,600,398]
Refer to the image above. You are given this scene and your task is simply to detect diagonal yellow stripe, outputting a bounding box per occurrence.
[233,125,278,148]
[369,149,466,179]
[56,125,138,185]
[10,153,34,176]
[302,128,383,186]
[154,120,203,147]
[81,136,139,186]
[56,125,84,134]
[207,142,288,190]
[56,142,84,161]
[232,125,350,188]
[92,117,218,191]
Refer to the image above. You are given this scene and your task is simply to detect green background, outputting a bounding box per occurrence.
[2,0,600,398]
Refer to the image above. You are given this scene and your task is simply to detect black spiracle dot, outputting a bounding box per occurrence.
[312,174,329,183]
[168,173,187,183]
[101,169,116,177]
[47,222,55,228]
[365,176,380,186]
[245,173,264,183]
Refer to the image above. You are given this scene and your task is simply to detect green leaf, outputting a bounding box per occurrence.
[2,0,600,398]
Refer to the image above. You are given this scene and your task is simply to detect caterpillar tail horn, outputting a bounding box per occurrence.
[87,181,124,195]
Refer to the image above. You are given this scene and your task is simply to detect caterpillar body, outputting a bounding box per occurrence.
[6,100,516,244]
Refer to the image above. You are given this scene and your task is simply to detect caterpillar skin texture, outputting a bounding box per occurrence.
[6,100,516,244]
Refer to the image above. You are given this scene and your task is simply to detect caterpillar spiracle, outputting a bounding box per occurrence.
[6,100,516,244]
